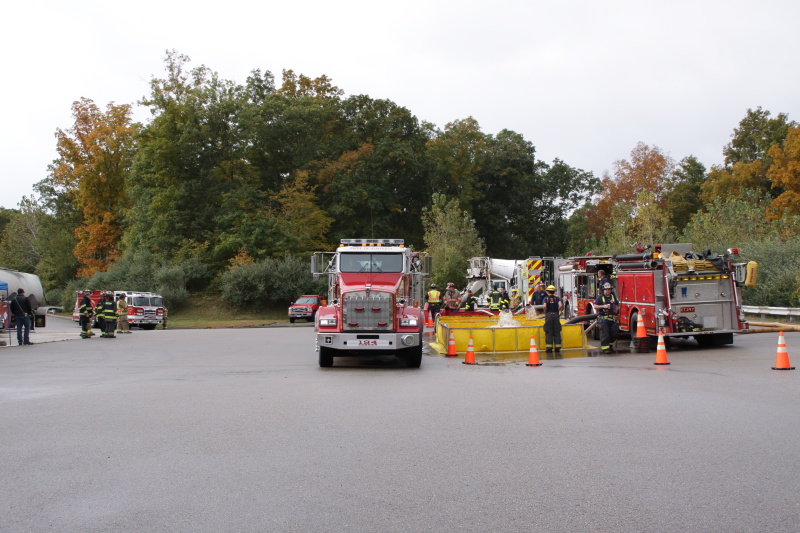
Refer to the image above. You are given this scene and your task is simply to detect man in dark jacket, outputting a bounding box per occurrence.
[10,288,34,346]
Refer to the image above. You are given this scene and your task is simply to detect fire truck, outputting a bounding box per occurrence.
[311,239,429,368]
[559,244,755,346]
[72,290,165,329]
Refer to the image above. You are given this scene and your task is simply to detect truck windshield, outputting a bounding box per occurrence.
[295,297,318,305]
[339,253,403,273]
[132,296,163,307]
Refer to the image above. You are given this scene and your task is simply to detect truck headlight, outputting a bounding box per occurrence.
[319,317,337,327]
[400,317,418,327]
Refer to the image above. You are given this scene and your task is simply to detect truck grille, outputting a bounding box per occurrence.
[343,292,393,331]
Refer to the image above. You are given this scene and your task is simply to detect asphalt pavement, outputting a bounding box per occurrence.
[2,322,799,532]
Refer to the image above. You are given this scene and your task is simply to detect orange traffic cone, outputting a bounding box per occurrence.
[426,311,434,328]
[526,335,542,366]
[772,331,795,370]
[463,336,477,365]
[446,330,457,357]
[635,309,649,353]
[654,329,670,365]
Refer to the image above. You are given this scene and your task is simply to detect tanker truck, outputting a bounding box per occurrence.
[0,268,51,328]
[312,239,429,368]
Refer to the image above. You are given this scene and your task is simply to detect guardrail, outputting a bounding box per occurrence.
[743,306,800,320]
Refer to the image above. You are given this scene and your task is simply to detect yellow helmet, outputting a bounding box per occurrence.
[546,285,556,291]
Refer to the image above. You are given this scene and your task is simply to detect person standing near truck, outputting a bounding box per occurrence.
[116,294,131,334]
[99,293,117,338]
[594,282,619,354]
[79,292,94,339]
[426,284,442,320]
[443,283,461,313]
[9,288,33,346]
[542,285,563,353]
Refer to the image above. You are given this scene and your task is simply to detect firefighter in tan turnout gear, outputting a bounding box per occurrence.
[443,282,461,313]
[116,294,131,334]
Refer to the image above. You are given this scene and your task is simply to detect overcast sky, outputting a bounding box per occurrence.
[2,0,798,209]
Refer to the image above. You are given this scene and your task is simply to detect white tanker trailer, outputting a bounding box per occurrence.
[0,268,51,328]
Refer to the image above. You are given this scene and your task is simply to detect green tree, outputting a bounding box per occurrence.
[422,193,485,287]
[663,156,706,232]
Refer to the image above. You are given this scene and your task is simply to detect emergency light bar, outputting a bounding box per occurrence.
[339,239,405,247]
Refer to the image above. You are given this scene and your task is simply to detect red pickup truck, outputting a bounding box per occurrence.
[288,295,323,323]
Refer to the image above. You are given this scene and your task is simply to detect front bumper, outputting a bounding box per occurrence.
[316,332,420,352]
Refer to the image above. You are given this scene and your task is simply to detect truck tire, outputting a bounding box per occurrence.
[405,344,422,368]
[319,346,334,367]
[289,317,296,324]
[308,311,316,322]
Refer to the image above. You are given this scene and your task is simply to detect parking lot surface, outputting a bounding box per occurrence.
[2,325,800,532]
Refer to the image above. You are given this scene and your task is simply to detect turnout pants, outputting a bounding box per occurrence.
[80,315,92,336]
[599,317,619,352]
[544,312,562,351]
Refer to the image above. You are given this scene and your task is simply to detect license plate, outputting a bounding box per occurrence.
[350,340,390,348]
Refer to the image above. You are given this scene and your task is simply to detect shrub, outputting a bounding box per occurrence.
[220,255,326,308]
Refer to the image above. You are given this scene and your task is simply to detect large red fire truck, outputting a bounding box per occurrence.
[559,244,755,346]
[312,239,429,368]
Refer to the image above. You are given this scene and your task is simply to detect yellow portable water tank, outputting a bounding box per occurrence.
[745,261,758,287]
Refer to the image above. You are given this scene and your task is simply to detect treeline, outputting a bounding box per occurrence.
[1,51,799,308]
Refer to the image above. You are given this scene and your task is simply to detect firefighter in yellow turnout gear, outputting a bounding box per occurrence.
[116,294,131,334]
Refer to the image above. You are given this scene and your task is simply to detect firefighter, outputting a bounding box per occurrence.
[529,283,547,307]
[162,306,168,329]
[509,289,523,312]
[594,282,619,354]
[443,282,461,313]
[498,287,510,310]
[542,285,563,353]
[426,284,442,320]
[463,290,477,312]
[116,294,131,334]
[99,292,117,338]
[79,291,94,339]
[487,285,502,311]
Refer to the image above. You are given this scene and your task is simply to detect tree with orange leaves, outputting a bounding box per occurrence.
[51,98,136,276]
[767,125,800,220]
[591,142,674,244]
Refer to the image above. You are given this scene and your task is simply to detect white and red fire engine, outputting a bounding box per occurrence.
[559,244,756,346]
[72,290,165,329]
[312,239,429,367]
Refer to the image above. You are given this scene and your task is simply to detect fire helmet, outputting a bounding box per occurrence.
[546,285,556,292]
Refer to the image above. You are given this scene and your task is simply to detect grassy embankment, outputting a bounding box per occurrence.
[165,296,290,328]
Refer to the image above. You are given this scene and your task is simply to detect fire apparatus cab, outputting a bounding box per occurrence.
[558,255,615,321]
[312,239,429,368]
